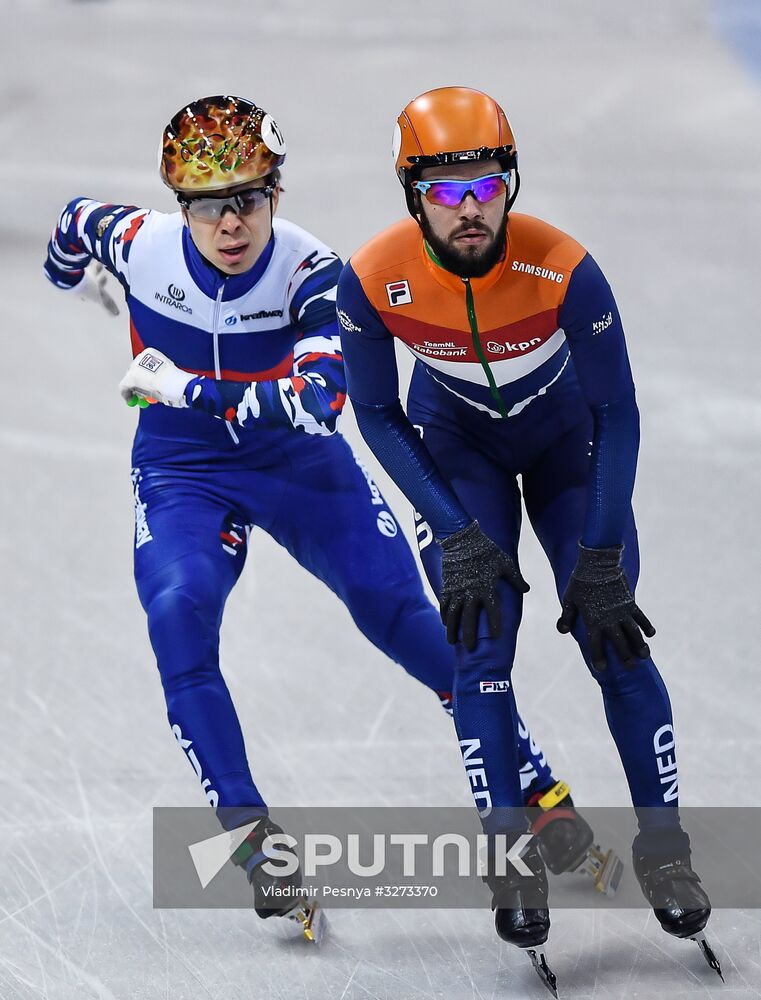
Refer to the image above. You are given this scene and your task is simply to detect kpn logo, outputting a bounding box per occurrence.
[188,819,261,888]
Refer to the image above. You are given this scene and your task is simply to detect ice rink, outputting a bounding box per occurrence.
[2,0,760,996]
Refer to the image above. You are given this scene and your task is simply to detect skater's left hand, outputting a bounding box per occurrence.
[119,348,192,408]
[77,261,120,317]
[557,542,655,670]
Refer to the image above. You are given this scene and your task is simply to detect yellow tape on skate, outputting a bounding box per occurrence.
[538,781,571,810]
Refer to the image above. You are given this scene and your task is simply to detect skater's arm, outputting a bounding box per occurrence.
[559,253,640,549]
[337,262,471,539]
[182,248,348,435]
[183,321,347,435]
[44,197,148,293]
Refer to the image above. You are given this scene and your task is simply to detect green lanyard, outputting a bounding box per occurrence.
[424,241,508,419]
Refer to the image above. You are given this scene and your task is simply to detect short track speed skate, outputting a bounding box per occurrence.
[633,830,723,982]
[487,833,558,997]
[232,816,328,945]
[529,781,623,896]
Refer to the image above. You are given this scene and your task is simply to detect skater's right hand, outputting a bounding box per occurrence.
[119,348,192,408]
[75,261,120,317]
[439,520,529,651]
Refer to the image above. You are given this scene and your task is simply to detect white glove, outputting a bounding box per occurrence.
[76,261,120,316]
[119,348,192,408]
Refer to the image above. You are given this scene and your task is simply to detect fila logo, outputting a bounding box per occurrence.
[480,680,510,694]
[386,280,413,306]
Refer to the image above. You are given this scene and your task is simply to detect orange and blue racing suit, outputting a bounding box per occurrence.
[338,213,680,834]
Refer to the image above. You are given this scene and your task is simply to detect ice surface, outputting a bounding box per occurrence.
[1,0,760,996]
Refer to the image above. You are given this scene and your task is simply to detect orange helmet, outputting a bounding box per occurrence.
[159,95,286,195]
[393,87,519,217]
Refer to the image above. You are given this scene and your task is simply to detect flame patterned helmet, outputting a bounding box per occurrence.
[159,95,286,194]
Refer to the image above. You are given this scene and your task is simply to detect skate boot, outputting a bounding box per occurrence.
[231,816,327,944]
[528,781,623,896]
[486,832,557,996]
[632,829,723,980]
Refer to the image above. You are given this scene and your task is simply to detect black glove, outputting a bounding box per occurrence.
[557,542,656,670]
[440,520,529,651]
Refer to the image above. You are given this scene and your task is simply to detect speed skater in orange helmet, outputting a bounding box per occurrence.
[336,86,720,990]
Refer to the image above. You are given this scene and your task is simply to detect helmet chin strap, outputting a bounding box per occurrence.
[506,168,521,213]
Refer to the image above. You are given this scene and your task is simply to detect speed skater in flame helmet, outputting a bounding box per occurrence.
[159,95,287,195]
[392,86,520,220]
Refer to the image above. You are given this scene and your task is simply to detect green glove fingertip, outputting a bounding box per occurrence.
[126,395,138,407]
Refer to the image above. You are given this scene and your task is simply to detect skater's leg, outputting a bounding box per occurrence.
[405,422,530,832]
[523,420,680,826]
[525,423,720,962]
[514,711,555,799]
[265,434,456,697]
[132,469,265,828]
[416,524,556,799]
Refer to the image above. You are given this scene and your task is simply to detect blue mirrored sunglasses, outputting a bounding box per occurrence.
[412,172,510,207]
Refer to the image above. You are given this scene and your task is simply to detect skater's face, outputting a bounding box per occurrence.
[416,158,507,279]
[181,178,280,275]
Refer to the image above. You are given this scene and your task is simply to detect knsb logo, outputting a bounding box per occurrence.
[486,341,506,355]
[386,279,413,306]
[168,283,186,302]
[592,311,613,336]
[480,680,510,694]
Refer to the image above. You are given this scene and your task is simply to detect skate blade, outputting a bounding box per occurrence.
[575,845,624,897]
[691,932,724,982]
[285,898,328,945]
[526,948,559,998]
